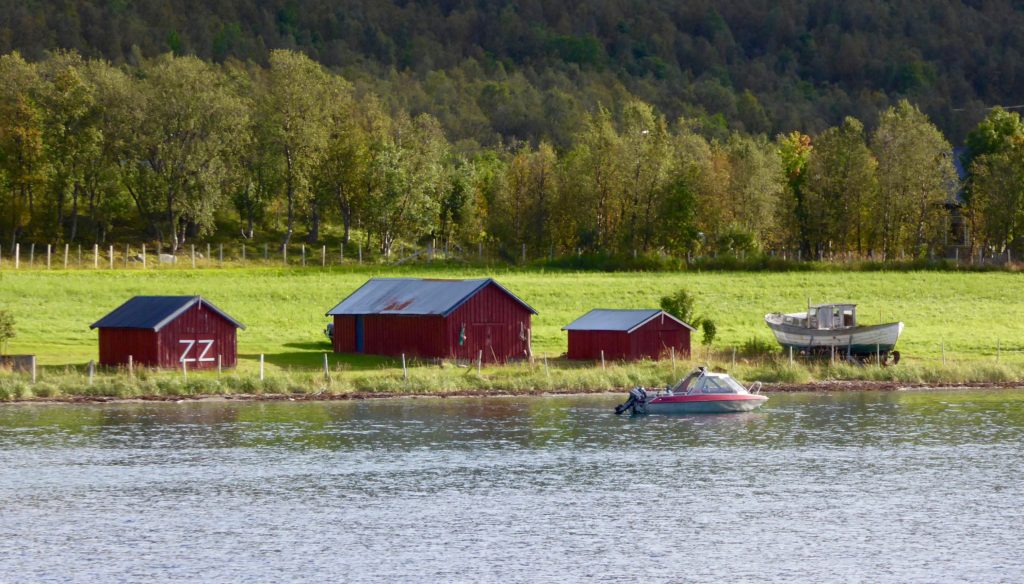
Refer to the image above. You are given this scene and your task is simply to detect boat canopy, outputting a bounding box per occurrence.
[669,369,749,395]
[689,374,748,394]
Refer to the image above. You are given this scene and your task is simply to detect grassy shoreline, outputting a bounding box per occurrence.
[4,356,1024,402]
[2,266,1024,400]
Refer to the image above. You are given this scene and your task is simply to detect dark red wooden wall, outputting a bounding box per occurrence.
[445,284,532,362]
[567,315,690,361]
[98,303,239,369]
[331,282,533,362]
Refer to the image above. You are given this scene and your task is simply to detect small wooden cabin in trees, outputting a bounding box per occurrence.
[563,309,694,361]
[91,296,245,368]
[326,278,537,362]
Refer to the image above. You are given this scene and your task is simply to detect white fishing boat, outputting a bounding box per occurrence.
[764,302,904,363]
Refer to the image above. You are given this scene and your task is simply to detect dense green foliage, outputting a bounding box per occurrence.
[2,1,1022,145]
[3,49,998,261]
[5,0,1024,261]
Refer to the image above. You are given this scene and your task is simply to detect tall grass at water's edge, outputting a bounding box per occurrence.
[4,357,1024,401]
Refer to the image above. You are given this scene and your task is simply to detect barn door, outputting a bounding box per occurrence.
[355,316,365,353]
[179,307,217,365]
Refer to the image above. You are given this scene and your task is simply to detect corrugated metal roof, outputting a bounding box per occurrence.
[326,278,537,316]
[562,309,695,332]
[90,296,246,331]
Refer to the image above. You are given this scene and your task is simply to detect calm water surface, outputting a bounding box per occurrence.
[2,390,1023,583]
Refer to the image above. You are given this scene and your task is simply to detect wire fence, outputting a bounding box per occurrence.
[0,240,498,270]
[0,240,1018,270]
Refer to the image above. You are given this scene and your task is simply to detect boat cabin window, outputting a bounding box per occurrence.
[694,376,745,394]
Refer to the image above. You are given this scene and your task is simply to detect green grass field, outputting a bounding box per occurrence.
[1,265,1024,398]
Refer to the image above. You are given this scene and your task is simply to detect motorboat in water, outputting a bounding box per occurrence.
[764,302,904,364]
[615,367,767,415]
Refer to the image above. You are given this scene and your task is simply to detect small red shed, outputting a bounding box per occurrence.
[326,278,537,362]
[563,309,694,361]
[90,296,245,369]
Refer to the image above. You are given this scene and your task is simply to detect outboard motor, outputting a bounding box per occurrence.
[615,387,648,415]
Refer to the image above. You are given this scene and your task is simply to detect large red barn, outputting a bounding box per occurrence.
[326,278,537,362]
[91,296,245,369]
[563,309,694,361]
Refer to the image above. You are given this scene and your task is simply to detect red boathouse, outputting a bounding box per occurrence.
[563,309,694,361]
[91,296,245,368]
[326,278,537,362]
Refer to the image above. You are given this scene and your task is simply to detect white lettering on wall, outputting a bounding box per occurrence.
[179,339,216,363]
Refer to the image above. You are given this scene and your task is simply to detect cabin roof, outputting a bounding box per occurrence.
[325,278,537,317]
[90,296,246,331]
[562,309,695,332]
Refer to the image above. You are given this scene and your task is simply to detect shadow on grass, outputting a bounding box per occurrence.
[239,351,397,371]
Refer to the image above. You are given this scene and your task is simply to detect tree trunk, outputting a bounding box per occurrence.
[306,199,320,244]
[69,182,80,242]
[282,146,295,249]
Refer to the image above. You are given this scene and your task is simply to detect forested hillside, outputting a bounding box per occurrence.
[2,1,1024,145]
[2,3,1024,263]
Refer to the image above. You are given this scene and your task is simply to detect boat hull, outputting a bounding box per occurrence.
[764,318,904,355]
[646,394,768,414]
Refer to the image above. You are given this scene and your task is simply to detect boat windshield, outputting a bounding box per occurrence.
[692,375,747,394]
[669,371,701,393]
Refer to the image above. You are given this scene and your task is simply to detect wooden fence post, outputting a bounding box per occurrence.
[218,354,222,376]
[301,244,306,266]
[46,244,51,269]
[108,245,113,269]
[321,245,326,267]
[182,359,187,380]
[30,355,36,384]
[283,245,288,265]
[358,244,362,264]
[124,243,129,268]
[259,354,265,380]
[671,347,676,374]
[128,355,133,377]
[29,243,34,267]
[88,360,94,385]
[14,243,19,269]
[477,350,482,375]
[141,244,146,269]
[322,353,329,381]
[601,350,606,370]
[93,244,98,268]
[402,353,408,379]
[77,244,81,267]
[206,243,211,266]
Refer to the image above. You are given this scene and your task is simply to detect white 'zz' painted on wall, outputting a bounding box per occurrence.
[179,339,216,363]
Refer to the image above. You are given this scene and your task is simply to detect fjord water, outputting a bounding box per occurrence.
[2,391,1023,583]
